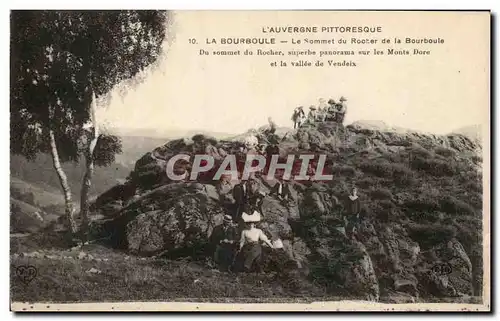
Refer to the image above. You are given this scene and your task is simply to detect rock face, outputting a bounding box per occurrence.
[92,122,483,302]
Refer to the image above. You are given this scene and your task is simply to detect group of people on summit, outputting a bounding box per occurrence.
[201,95,357,274]
[292,96,348,129]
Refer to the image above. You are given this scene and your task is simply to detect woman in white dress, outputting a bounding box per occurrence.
[238,221,274,272]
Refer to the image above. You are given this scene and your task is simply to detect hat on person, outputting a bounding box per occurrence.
[328,99,336,105]
[339,96,347,102]
[223,215,232,223]
[310,105,317,110]
[272,238,284,249]
[242,210,261,223]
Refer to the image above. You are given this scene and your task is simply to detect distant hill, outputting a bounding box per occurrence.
[10,178,63,232]
[451,124,482,142]
[9,130,226,202]
[10,177,64,208]
[107,127,235,140]
[10,153,131,200]
[114,135,171,167]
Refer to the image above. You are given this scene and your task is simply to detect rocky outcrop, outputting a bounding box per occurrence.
[91,121,482,302]
[347,123,481,155]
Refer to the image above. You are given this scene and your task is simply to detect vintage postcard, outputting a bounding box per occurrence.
[9,10,490,312]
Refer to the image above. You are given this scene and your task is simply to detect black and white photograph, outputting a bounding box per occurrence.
[9,10,490,311]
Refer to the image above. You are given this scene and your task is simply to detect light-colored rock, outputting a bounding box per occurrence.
[86,268,102,274]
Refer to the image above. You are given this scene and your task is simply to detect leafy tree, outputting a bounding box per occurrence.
[11,10,168,237]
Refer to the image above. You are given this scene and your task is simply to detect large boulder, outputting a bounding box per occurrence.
[308,229,380,301]
[415,238,474,297]
[126,191,224,256]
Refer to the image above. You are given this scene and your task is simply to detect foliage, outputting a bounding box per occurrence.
[407,223,457,249]
[369,188,393,200]
[11,10,168,163]
[93,134,123,167]
[359,158,415,186]
[410,155,457,177]
[433,146,457,158]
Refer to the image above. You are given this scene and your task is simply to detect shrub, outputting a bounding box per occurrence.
[369,188,393,200]
[409,145,432,158]
[359,159,394,177]
[407,223,457,249]
[439,195,477,216]
[331,165,357,177]
[359,158,416,187]
[408,211,440,223]
[470,155,482,164]
[355,176,385,189]
[410,155,456,177]
[363,199,396,222]
[391,163,417,186]
[434,146,457,158]
[466,191,483,210]
[404,198,440,213]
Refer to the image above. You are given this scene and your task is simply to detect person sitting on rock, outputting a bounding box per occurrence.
[344,187,362,240]
[270,177,293,205]
[263,117,277,136]
[237,213,274,273]
[209,215,238,272]
[248,190,266,217]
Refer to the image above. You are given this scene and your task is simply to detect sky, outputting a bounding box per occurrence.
[97,11,490,136]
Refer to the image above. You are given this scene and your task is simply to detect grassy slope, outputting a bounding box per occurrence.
[11,177,64,208]
[9,240,481,304]
[10,242,329,303]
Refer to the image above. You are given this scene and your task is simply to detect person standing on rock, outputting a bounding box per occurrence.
[336,96,347,124]
[209,215,238,272]
[217,174,236,217]
[292,106,305,129]
[237,217,275,273]
[307,106,317,125]
[232,180,250,221]
[327,99,337,121]
[232,174,260,221]
[344,187,362,240]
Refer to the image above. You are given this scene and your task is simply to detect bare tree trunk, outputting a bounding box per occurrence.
[79,89,99,239]
[49,129,77,234]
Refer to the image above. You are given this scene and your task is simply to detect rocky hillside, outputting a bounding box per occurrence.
[90,121,483,302]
